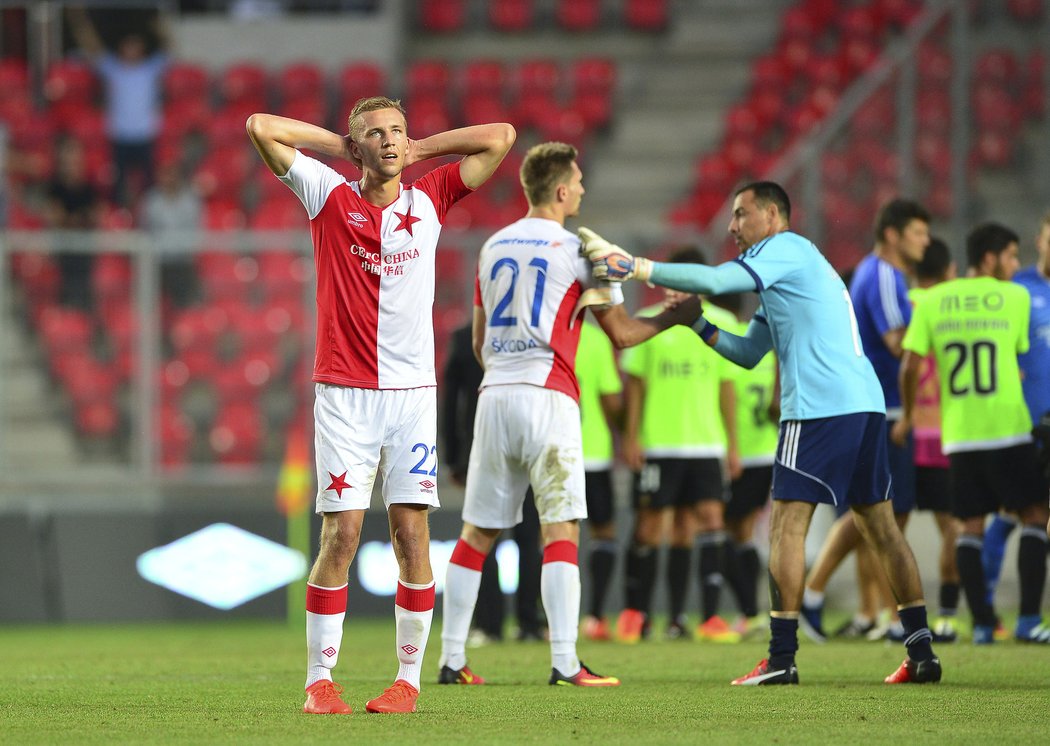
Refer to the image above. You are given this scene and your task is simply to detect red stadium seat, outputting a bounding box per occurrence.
[43,60,96,107]
[462,59,507,97]
[780,5,818,41]
[406,60,452,99]
[159,402,194,467]
[489,0,535,32]
[556,0,602,32]
[918,42,952,85]
[576,89,612,129]
[462,92,515,128]
[974,50,1021,88]
[91,253,132,303]
[218,62,268,108]
[571,57,616,95]
[335,62,387,113]
[163,62,209,102]
[210,401,263,464]
[0,57,29,99]
[249,196,305,230]
[75,399,120,439]
[517,58,561,95]
[419,0,467,32]
[256,250,311,299]
[624,0,668,31]
[1007,0,1044,23]
[278,60,325,105]
[38,306,94,354]
[407,94,453,136]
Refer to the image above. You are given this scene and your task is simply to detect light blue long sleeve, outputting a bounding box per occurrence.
[694,315,774,369]
[648,260,757,296]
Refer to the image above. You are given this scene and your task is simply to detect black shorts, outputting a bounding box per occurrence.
[585,469,615,526]
[633,457,726,511]
[725,465,773,521]
[915,465,952,513]
[948,442,1048,520]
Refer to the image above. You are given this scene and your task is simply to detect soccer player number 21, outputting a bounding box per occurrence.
[490,257,549,327]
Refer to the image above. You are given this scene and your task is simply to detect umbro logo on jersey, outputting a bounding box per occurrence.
[419,480,435,491]
[347,211,368,227]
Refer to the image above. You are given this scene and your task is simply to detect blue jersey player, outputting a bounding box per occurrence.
[798,200,932,644]
[579,181,941,685]
[1015,212,1050,426]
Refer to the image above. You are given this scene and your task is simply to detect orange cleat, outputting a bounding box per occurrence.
[438,664,485,685]
[582,615,611,641]
[884,657,942,684]
[365,679,420,713]
[303,680,352,714]
[616,608,646,643]
[697,615,742,643]
[549,661,620,686]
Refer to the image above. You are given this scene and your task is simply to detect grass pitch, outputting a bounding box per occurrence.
[1,618,1047,745]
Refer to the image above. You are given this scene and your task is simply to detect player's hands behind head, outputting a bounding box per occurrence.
[578,227,652,282]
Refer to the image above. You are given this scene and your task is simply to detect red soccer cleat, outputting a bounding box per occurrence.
[616,608,646,643]
[884,657,942,684]
[438,664,486,685]
[731,658,799,686]
[302,680,352,714]
[365,679,420,713]
[582,615,611,641]
[549,661,620,687]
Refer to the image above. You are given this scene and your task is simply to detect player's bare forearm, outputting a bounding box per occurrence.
[894,351,921,445]
[593,300,696,350]
[471,305,487,369]
[246,113,350,176]
[411,123,516,189]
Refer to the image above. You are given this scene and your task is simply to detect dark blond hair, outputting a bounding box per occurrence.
[347,96,407,140]
[520,142,578,207]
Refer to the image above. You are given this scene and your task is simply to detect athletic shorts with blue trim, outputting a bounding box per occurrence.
[771,412,893,508]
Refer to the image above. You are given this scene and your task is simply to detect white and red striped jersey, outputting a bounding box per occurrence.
[279,152,473,389]
[474,217,592,402]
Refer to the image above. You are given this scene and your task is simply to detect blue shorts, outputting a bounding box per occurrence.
[834,423,915,516]
[772,412,893,509]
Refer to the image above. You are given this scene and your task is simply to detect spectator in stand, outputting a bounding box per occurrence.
[45,136,100,310]
[140,158,203,307]
[67,6,169,208]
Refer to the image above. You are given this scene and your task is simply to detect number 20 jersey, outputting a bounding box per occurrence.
[474,217,590,403]
[902,276,1031,453]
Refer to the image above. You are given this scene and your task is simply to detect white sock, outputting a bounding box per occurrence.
[305,582,348,689]
[394,580,435,691]
[803,588,824,609]
[542,540,581,677]
[440,539,486,671]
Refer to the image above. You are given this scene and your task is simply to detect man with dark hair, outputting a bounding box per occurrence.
[579,180,941,685]
[899,222,1050,644]
[800,198,930,643]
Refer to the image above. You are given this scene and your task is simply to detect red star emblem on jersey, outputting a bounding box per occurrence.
[325,471,351,498]
[393,207,422,236]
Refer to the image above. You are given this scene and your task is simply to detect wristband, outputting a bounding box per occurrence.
[697,319,719,343]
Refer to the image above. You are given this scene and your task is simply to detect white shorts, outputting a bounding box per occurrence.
[462,384,587,529]
[314,384,440,513]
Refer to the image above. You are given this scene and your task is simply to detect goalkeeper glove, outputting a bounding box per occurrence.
[578,227,653,282]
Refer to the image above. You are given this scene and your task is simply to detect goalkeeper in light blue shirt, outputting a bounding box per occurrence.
[578,181,941,687]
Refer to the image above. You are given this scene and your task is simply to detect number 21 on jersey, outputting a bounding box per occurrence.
[489,257,548,327]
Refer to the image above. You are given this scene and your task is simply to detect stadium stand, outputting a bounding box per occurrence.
[1,0,1047,467]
